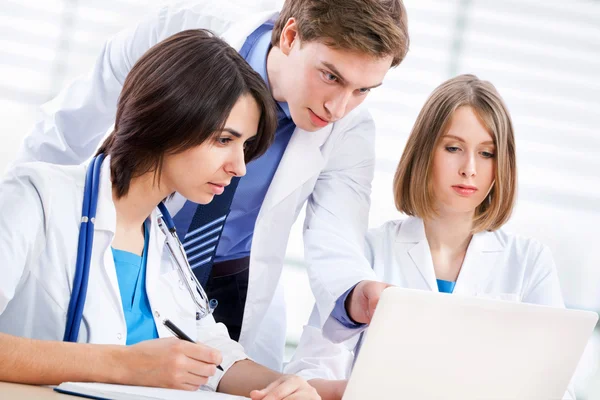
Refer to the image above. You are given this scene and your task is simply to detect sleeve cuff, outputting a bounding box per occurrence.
[330,285,366,329]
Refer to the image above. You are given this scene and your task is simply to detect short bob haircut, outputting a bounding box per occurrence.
[393,74,517,233]
[97,29,278,198]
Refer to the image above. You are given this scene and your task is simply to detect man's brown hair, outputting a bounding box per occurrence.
[393,74,517,233]
[272,0,409,67]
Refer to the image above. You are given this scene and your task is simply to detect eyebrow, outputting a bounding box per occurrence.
[221,128,242,138]
[443,134,494,146]
[321,62,383,90]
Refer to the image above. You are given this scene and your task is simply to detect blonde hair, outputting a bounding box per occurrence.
[393,74,517,232]
[272,0,409,67]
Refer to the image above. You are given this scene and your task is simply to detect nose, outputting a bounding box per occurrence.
[226,146,247,178]
[324,90,352,121]
[459,153,477,178]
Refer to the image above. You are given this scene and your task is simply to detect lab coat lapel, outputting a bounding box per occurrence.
[145,209,167,297]
[396,218,438,291]
[259,125,331,214]
[91,157,123,318]
[452,230,504,296]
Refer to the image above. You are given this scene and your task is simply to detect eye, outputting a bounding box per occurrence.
[445,146,460,153]
[481,151,495,159]
[358,88,371,95]
[321,71,338,82]
[217,137,232,145]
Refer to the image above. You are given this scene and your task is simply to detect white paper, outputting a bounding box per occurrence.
[56,382,250,400]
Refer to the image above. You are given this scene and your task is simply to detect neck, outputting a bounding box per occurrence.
[112,172,171,229]
[423,211,474,256]
[266,46,286,103]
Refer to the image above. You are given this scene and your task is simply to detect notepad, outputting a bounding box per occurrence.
[54,382,250,399]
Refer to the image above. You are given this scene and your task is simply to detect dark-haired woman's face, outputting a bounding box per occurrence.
[160,94,261,204]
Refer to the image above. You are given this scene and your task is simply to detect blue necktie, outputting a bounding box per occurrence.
[172,23,274,287]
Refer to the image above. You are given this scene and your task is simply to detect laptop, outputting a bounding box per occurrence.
[343,287,598,400]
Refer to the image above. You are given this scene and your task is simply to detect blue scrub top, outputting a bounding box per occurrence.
[111,220,158,345]
[437,279,456,294]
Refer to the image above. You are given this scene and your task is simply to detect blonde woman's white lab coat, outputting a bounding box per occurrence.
[0,159,247,391]
[285,217,575,399]
[14,0,378,370]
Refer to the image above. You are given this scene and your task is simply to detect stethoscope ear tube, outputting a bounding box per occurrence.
[63,154,105,342]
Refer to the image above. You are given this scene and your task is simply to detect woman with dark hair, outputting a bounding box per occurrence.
[0,30,319,399]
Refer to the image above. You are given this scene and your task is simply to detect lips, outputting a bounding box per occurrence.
[308,109,330,128]
[208,182,228,195]
[209,182,230,187]
[452,185,478,196]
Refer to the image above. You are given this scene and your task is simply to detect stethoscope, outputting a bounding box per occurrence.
[63,154,217,342]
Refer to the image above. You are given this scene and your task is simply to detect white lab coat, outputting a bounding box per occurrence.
[285,217,575,399]
[0,159,247,391]
[15,0,377,370]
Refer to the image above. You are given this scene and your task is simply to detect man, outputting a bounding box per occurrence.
[17,0,409,371]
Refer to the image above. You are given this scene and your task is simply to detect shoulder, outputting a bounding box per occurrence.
[157,0,280,41]
[332,106,375,137]
[366,219,405,248]
[323,106,375,161]
[2,162,86,205]
[486,228,554,268]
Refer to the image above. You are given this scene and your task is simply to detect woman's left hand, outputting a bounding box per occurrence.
[249,374,321,400]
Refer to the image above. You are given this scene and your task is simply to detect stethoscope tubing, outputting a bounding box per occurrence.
[63,154,104,342]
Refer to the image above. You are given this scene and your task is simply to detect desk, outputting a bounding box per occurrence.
[0,382,69,399]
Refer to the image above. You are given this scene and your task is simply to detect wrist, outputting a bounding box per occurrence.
[102,345,131,384]
[309,378,347,400]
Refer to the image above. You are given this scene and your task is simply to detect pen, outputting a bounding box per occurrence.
[163,319,224,371]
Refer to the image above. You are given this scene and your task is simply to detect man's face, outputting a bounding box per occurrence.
[274,20,393,132]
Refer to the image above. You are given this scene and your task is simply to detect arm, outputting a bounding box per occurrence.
[194,315,322,399]
[219,360,327,400]
[0,168,235,389]
[303,109,380,342]
[284,306,354,381]
[0,334,233,390]
[522,244,566,308]
[284,307,353,400]
[0,168,122,385]
[15,2,219,166]
[16,15,156,165]
[0,334,125,385]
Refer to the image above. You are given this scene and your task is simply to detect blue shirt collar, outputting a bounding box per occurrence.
[245,27,291,120]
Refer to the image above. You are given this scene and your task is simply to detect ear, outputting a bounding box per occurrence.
[279,18,299,56]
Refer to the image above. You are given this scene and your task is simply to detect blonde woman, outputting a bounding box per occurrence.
[284,74,574,400]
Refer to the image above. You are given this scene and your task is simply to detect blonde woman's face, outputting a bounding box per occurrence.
[431,106,496,215]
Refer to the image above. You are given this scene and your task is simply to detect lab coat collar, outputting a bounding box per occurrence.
[452,228,505,295]
[396,218,437,291]
[395,217,505,293]
[93,155,167,244]
[91,155,168,301]
[93,155,117,233]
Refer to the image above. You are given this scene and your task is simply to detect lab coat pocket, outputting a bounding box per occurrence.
[475,292,521,302]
